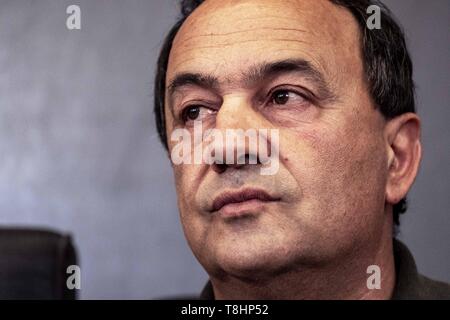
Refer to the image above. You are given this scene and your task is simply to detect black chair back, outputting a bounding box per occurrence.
[0,227,78,299]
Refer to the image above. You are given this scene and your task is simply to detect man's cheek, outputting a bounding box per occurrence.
[281,127,341,173]
[174,164,204,214]
[173,166,192,211]
[305,130,385,218]
[288,130,356,198]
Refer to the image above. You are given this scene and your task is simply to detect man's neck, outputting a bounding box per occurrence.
[210,223,396,299]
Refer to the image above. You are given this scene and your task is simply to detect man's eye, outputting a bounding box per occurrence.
[184,106,200,121]
[270,89,307,106]
[181,105,212,123]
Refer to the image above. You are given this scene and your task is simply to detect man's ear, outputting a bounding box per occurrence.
[384,113,422,205]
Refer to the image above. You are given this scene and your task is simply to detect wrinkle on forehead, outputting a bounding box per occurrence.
[177,38,310,51]
[175,27,308,47]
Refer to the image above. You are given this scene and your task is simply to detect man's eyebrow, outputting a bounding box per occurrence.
[167,58,336,101]
[244,58,336,100]
[167,73,219,97]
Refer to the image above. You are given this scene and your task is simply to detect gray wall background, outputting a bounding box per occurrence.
[0,0,448,299]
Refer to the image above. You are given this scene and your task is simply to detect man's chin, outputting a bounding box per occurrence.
[204,241,300,280]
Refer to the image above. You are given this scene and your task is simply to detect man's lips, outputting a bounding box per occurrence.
[210,188,281,213]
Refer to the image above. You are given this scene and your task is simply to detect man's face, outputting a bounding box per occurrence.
[164,0,390,278]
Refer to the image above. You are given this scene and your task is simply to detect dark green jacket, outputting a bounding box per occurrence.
[199,239,450,300]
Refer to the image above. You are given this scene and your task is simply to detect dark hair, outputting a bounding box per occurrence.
[153,0,414,226]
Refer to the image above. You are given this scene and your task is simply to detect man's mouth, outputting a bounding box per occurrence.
[210,188,281,217]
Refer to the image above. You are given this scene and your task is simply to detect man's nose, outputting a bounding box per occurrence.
[216,95,257,130]
[209,95,266,174]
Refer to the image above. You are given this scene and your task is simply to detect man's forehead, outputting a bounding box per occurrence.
[167,0,361,88]
[172,0,354,46]
[179,0,339,29]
